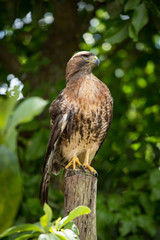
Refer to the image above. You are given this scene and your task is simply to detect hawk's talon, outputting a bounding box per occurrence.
[93,171,98,177]
[82,163,98,177]
[65,155,81,173]
[81,165,86,173]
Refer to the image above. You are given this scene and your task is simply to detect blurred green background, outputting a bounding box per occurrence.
[0,0,160,239]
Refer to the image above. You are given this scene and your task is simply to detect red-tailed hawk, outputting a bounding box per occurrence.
[40,51,113,205]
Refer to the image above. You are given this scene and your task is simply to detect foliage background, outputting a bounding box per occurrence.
[0,0,160,239]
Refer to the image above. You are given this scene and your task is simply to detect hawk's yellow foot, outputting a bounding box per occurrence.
[82,149,98,177]
[65,155,81,174]
[81,164,98,177]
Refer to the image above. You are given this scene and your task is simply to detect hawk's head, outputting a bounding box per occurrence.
[66,51,100,82]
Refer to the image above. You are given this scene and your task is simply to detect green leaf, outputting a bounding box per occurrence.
[124,0,141,12]
[8,97,48,130]
[58,206,90,230]
[25,129,48,161]
[40,204,53,232]
[146,136,160,143]
[63,229,79,240]
[0,145,22,233]
[15,232,39,240]
[129,3,148,41]
[136,215,156,236]
[130,142,141,151]
[0,224,42,238]
[63,222,79,236]
[51,229,79,240]
[149,169,160,186]
[55,218,61,231]
[4,127,18,152]
[53,230,71,240]
[150,186,160,201]
[119,219,136,236]
[38,233,60,240]
[105,20,129,44]
[0,86,19,133]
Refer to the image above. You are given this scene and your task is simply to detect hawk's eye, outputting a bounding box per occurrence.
[82,54,89,58]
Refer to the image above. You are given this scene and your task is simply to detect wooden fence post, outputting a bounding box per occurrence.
[63,168,97,240]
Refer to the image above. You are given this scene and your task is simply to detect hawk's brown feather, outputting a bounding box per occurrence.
[40,51,113,205]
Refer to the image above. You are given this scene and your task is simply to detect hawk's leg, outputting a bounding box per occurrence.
[82,149,98,177]
[65,155,81,174]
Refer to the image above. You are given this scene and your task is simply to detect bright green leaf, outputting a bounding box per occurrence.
[38,233,60,240]
[52,231,66,240]
[40,204,53,232]
[4,127,18,152]
[58,206,90,230]
[55,218,61,231]
[130,142,141,151]
[15,232,39,240]
[63,229,79,240]
[54,230,79,240]
[63,222,79,236]
[0,87,19,133]
[8,97,48,130]
[0,224,42,238]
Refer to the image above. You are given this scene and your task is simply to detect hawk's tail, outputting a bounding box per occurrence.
[39,110,74,205]
[39,170,50,205]
[39,152,61,205]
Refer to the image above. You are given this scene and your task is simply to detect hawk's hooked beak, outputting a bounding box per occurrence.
[94,56,100,67]
[88,55,100,67]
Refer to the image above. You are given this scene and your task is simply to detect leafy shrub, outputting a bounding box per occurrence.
[0,204,90,240]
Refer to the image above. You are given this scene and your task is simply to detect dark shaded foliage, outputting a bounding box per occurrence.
[0,0,160,239]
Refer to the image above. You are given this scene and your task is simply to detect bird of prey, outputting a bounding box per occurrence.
[40,51,113,205]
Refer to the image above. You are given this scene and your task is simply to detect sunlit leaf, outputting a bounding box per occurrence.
[0,223,42,238]
[63,229,79,240]
[0,86,19,133]
[63,222,79,236]
[58,206,90,230]
[40,203,53,232]
[53,229,79,240]
[4,127,18,152]
[130,142,141,151]
[15,233,38,240]
[8,97,48,130]
[38,233,60,240]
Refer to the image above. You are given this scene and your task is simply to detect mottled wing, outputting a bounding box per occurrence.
[39,91,74,205]
[95,95,113,156]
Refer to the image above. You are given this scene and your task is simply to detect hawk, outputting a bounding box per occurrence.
[40,51,113,205]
